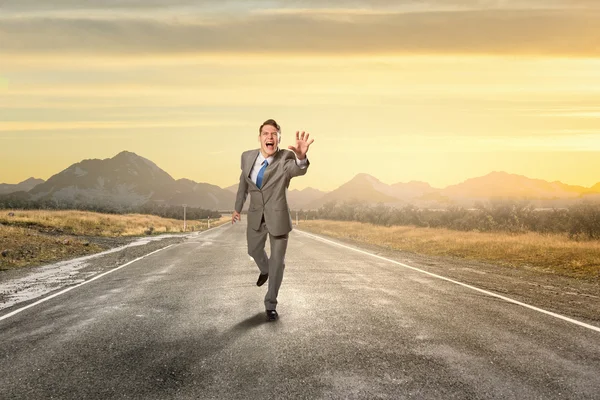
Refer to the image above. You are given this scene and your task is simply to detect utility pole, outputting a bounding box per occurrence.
[182,204,187,231]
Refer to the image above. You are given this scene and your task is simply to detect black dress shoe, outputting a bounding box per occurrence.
[266,309,278,322]
[256,273,268,287]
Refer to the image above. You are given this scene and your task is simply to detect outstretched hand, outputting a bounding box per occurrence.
[288,131,314,160]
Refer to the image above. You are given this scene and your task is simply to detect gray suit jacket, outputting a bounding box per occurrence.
[235,148,309,236]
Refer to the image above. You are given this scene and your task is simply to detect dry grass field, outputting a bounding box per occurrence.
[298,220,600,280]
[0,209,228,270]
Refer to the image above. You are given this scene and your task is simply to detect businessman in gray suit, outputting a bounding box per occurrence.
[232,119,314,321]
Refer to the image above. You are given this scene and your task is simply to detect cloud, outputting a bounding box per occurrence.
[1,9,599,57]
[0,0,205,11]
[2,0,600,12]
[0,120,249,132]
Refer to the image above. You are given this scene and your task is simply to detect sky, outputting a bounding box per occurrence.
[1,0,600,191]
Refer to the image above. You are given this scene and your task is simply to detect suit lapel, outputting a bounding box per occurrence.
[245,149,260,189]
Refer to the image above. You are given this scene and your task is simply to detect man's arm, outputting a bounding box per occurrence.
[233,155,248,223]
[284,151,309,179]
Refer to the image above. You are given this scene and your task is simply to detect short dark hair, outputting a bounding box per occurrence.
[259,119,280,134]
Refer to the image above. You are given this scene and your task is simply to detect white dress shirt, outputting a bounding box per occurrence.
[250,150,308,185]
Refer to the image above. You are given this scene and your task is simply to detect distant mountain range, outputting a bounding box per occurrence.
[306,172,600,209]
[1,151,599,211]
[0,178,44,195]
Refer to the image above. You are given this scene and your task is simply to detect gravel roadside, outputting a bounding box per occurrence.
[0,233,190,314]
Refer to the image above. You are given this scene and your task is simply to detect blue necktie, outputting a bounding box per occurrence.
[256,160,268,189]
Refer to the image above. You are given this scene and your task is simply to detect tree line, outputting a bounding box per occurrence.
[297,200,600,240]
[0,195,220,220]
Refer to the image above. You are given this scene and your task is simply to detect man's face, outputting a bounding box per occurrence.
[259,125,279,157]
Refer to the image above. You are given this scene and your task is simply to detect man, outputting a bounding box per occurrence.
[232,119,314,322]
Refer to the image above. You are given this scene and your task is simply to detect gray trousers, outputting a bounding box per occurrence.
[247,219,289,311]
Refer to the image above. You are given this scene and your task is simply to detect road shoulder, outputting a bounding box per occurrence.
[0,234,188,316]
[295,227,600,326]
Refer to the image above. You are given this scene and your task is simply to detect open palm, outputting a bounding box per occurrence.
[288,131,314,160]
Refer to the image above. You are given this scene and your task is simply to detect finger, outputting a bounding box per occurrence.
[288,145,298,152]
[305,133,310,142]
[296,131,299,141]
[307,138,314,146]
[300,131,306,141]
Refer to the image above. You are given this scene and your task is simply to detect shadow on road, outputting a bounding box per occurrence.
[231,312,267,331]
[4,311,279,399]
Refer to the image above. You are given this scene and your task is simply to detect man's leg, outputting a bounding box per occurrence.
[264,232,289,311]
[247,220,269,275]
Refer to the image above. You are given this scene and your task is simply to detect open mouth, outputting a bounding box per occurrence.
[266,141,274,150]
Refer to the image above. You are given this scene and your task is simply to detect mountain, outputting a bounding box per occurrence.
[306,173,402,209]
[168,179,235,210]
[287,187,327,209]
[389,180,449,206]
[302,171,600,210]
[21,151,235,210]
[0,177,44,195]
[2,151,599,212]
[390,180,436,198]
[305,174,454,209]
[441,171,589,201]
[224,184,238,194]
[588,181,600,193]
[28,151,175,207]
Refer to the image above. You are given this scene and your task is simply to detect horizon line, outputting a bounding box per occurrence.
[3,169,599,193]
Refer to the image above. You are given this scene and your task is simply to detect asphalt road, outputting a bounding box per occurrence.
[1,220,599,399]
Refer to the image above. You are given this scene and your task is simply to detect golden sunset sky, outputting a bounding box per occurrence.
[1,0,600,191]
